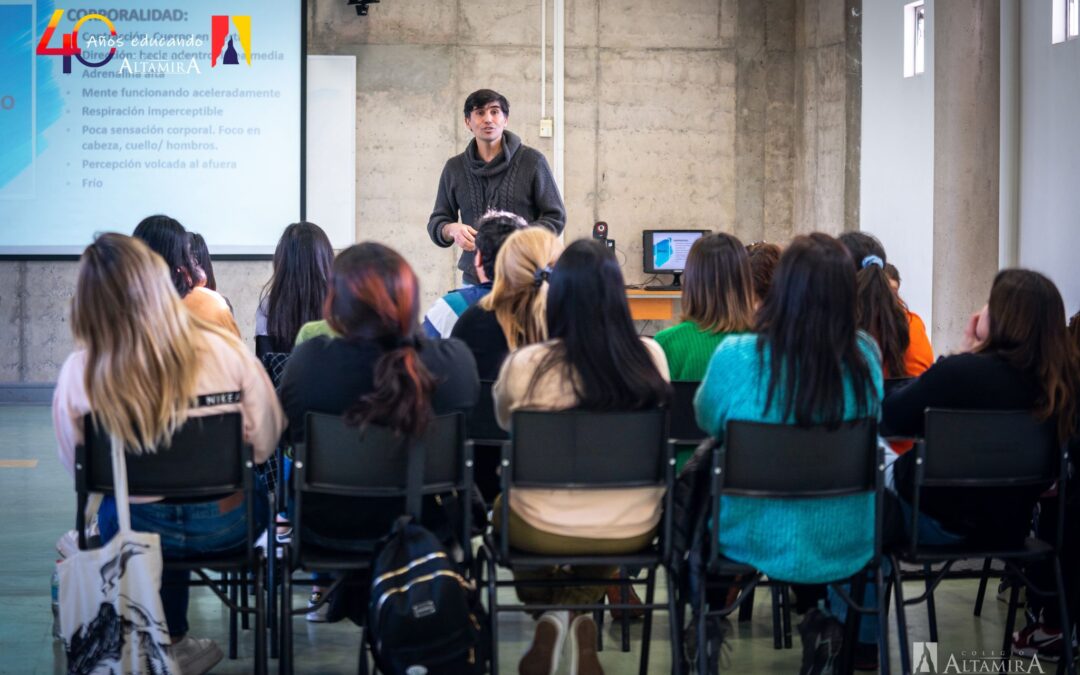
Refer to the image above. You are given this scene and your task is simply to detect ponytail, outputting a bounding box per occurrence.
[346,336,435,436]
[855,260,910,377]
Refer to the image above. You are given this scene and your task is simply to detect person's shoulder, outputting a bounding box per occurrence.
[418,335,476,371]
[189,286,230,310]
[716,332,758,354]
[295,319,337,345]
[505,339,556,368]
[654,320,691,343]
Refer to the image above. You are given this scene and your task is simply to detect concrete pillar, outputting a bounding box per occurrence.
[931,0,1000,353]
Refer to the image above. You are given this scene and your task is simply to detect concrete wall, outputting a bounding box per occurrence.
[1017,0,1080,317]
[860,0,935,326]
[1,0,860,391]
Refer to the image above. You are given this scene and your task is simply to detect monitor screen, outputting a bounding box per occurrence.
[643,230,708,273]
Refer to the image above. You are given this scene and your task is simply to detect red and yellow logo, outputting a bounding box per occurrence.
[211,16,251,68]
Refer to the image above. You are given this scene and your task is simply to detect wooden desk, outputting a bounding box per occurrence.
[625,289,681,321]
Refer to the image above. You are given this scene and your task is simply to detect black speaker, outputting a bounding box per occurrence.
[592,221,608,240]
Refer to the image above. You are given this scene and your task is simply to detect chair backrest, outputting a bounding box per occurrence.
[507,408,669,488]
[466,380,508,443]
[670,381,706,444]
[299,412,468,499]
[918,409,1059,487]
[77,413,247,498]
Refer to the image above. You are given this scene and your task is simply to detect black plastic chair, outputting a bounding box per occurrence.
[670,381,706,448]
[278,412,474,675]
[74,413,268,674]
[690,418,886,675]
[888,409,1075,675]
[476,408,679,675]
[466,379,510,505]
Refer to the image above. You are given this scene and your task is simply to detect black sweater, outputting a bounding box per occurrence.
[450,305,509,382]
[426,130,566,284]
[278,335,480,542]
[882,352,1048,543]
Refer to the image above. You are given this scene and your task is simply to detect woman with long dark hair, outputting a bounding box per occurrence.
[695,233,883,583]
[839,231,933,378]
[278,242,479,544]
[188,232,217,291]
[493,239,670,675]
[655,232,755,380]
[256,222,334,356]
[133,214,240,337]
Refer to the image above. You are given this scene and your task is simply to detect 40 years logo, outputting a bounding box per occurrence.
[35,9,118,74]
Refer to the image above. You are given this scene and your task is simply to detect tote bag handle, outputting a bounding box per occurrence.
[109,434,133,534]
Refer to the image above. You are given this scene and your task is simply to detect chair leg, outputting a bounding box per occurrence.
[254,562,267,675]
[242,571,251,630]
[667,570,683,675]
[484,550,500,675]
[1052,555,1077,675]
[358,625,370,675]
[1001,579,1021,672]
[781,584,793,649]
[771,583,783,650]
[891,557,911,675]
[697,579,709,675]
[595,607,605,652]
[280,562,293,675]
[923,563,938,643]
[840,573,868,675]
[639,569,656,675]
[268,545,278,659]
[875,562,890,675]
[973,557,993,617]
[621,573,631,653]
[738,584,754,622]
[228,571,239,660]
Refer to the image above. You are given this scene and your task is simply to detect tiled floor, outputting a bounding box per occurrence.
[0,405,1033,674]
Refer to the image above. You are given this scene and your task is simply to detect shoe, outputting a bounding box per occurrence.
[519,611,568,675]
[997,578,1027,607]
[797,608,843,675]
[606,575,645,621]
[1013,622,1072,662]
[306,589,329,623]
[683,613,731,674]
[168,635,224,675]
[569,614,604,675]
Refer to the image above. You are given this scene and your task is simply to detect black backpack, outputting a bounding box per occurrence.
[367,516,486,674]
[366,431,486,675]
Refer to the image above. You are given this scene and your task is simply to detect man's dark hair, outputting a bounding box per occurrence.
[474,210,526,281]
[463,89,509,118]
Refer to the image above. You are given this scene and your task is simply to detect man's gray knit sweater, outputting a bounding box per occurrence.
[427,130,566,284]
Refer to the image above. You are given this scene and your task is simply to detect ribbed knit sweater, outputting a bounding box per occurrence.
[694,332,884,584]
[654,321,739,381]
[427,130,566,284]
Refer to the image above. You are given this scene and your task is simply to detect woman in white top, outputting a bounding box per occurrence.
[52,233,284,675]
[494,238,670,675]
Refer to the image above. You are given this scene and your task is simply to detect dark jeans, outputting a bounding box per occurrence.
[98,486,268,637]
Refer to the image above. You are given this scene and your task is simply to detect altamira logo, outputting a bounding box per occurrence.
[210,15,251,68]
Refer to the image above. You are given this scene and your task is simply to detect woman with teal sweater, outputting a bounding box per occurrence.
[654,232,756,381]
[694,233,884,585]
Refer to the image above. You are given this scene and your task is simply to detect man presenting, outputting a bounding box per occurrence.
[427,89,566,285]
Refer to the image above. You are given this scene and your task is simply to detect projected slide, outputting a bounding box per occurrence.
[0,1,301,254]
[652,231,701,270]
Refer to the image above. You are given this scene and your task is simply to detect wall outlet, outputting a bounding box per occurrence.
[539,118,553,137]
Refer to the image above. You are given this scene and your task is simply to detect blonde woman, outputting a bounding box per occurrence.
[451,226,562,379]
[52,233,284,675]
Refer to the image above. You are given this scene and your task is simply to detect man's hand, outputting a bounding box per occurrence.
[443,222,477,251]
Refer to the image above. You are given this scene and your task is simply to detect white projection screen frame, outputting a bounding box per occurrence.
[0,0,350,258]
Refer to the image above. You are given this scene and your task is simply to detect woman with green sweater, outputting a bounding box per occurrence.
[694,232,883,584]
[654,232,756,381]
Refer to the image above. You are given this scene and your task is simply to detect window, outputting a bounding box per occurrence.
[1053,0,1079,44]
[904,1,926,78]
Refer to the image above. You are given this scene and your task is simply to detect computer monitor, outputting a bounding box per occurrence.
[642,229,709,286]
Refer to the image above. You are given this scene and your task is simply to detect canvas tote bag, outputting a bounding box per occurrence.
[58,433,178,674]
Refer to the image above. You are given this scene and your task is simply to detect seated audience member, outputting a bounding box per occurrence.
[189,232,216,291]
[451,227,562,380]
[52,234,283,675]
[882,269,1080,546]
[655,232,755,381]
[277,243,480,545]
[255,222,334,357]
[133,214,240,337]
[746,241,782,307]
[883,263,900,294]
[840,231,933,379]
[422,210,526,338]
[695,233,883,584]
[493,239,670,675]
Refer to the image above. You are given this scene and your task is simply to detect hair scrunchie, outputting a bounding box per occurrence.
[533,265,553,288]
[861,255,885,270]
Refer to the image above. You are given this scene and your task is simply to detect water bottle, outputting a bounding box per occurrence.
[51,567,61,640]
